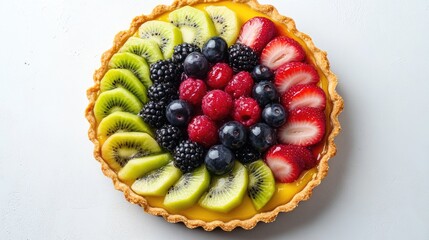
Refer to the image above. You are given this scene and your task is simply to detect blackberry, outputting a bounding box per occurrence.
[173,140,205,173]
[150,60,181,85]
[172,43,201,64]
[156,124,184,153]
[228,43,259,72]
[147,82,178,102]
[138,101,167,128]
[235,144,261,164]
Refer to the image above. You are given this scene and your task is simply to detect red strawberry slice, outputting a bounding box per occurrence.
[278,107,325,146]
[237,17,277,54]
[288,145,317,170]
[260,36,306,70]
[265,145,304,183]
[274,62,320,95]
[282,84,326,111]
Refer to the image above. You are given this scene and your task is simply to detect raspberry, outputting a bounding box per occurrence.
[179,78,207,106]
[206,63,233,89]
[232,97,261,127]
[202,90,233,121]
[224,71,254,99]
[188,115,219,148]
[173,140,205,173]
[228,43,259,72]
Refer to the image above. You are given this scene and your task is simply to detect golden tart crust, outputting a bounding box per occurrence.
[85,0,344,231]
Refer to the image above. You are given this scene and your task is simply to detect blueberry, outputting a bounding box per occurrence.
[205,145,235,175]
[252,81,278,106]
[251,65,274,82]
[202,37,228,63]
[166,100,192,127]
[183,52,209,79]
[248,123,276,152]
[219,121,247,150]
[262,103,287,128]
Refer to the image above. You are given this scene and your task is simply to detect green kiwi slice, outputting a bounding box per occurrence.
[131,162,182,197]
[97,111,154,146]
[118,153,172,181]
[100,69,148,104]
[101,132,161,171]
[93,88,142,123]
[119,37,164,65]
[246,160,275,210]
[164,165,210,210]
[205,6,240,46]
[108,52,152,88]
[198,161,248,213]
[168,6,217,48]
[137,20,183,59]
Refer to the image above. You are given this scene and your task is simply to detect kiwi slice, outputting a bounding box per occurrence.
[100,69,148,104]
[97,111,154,146]
[168,6,217,48]
[199,162,248,213]
[118,153,172,181]
[205,6,240,46]
[108,52,152,88]
[246,160,275,210]
[101,132,161,171]
[137,20,182,59]
[164,165,210,210]
[93,88,142,123]
[119,37,164,65]
[131,162,182,196]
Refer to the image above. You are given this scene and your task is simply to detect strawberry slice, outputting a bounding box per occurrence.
[278,107,325,146]
[260,36,305,70]
[237,17,277,54]
[282,84,326,111]
[289,145,318,169]
[274,62,320,95]
[265,144,304,183]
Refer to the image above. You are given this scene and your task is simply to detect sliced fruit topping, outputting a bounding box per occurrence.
[199,162,248,213]
[97,111,154,145]
[183,52,210,79]
[131,162,182,197]
[225,71,254,99]
[93,88,142,123]
[202,90,233,121]
[173,140,205,173]
[282,84,326,111]
[252,81,279,107]
[149,60,181,86]
[205,6,240,46]
[231,97,261,127]
[265,144,304,183]
[179,78,207,106]
[262,103,287,128]
[164,164,210,210]
[219,121,247,150]
[274,62,320,95]
[205,145,235,175]
[168,6,216,48]
[108,52,152,88]
[138,101,167,129]
[101,132,162,171]
[228,43,259,72]
[119,37,164,65]
[246,160,275,210]
[188,115,218,148]
[118,153,172,181]
[278,107,326,146]
[237,17,277,54]
[137,20,183,59]
[235,144,261,164]
[166,100,193,127]
[155,124,184,153]
[260,36,306,71]
[286,145,318,170]
[207,62,233,89]
[248,123,276,152]
[202,36,228,63]
[100,69,148,104]
[172,43,201,64]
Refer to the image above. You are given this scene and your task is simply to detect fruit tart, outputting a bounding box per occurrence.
[85,0,343,231]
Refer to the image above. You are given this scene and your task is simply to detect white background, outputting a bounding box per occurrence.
[1,0,428,239]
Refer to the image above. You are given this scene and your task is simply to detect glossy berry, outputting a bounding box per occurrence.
[205,145,235,175]
[224,71,254,99]
[156,124,184,152]
[188,115,219,148]
[252,81,278,107]
[165,100,192,127]
[228,43,259,72]
[179,78,207,106]
[172,43,201,64]
[248,123,276,152]
[183,52,209,79]
[219,121,247,150]
[147,82,178,102]
[235,144,261,164]
[262,103,287,128]
[149,60,181,85]
[201,90,233,121]
[206,63,233,89]
[174,140,205,173]
[251,65,274,82]
[202,37,228,63]
[231,97,261,127]
[139,101,167,128]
